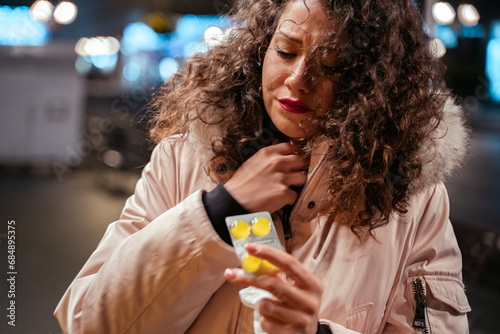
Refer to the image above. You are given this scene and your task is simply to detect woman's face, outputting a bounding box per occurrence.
[262,0,338,138]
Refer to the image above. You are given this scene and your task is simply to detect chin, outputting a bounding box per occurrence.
[275,123,308,139]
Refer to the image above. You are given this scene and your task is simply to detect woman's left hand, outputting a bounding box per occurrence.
[224,244,323,334]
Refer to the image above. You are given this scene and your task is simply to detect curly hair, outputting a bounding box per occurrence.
[148,0,450,237]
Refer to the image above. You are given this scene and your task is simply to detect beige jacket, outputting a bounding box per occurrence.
[55,100,471,333]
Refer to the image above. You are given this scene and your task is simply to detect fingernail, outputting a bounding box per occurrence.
[260,299,273,314]
[245,243,260,253]
[224,268,236,279]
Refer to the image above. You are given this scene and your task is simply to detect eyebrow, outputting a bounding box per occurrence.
[275,30,339,54]
[276,30,303,44]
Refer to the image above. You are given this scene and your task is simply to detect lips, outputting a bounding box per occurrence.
[278,98,311,114]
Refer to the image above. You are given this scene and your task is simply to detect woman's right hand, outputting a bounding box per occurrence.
[224,142,307,213]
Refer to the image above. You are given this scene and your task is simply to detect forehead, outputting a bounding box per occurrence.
[276,0,335,42]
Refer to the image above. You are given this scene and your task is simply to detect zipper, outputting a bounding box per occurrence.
[412,278,429,334]
[281,145,332,241]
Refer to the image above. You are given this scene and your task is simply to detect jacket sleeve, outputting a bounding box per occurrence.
[381,182,471,333]
[54,138,240,334]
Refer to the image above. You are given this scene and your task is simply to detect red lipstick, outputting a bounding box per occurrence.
[278,98,311,114]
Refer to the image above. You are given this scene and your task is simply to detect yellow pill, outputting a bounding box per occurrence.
[252,217,271,236]
[230,220,251,239]
[259,259,278,274]
[241,254,262,273]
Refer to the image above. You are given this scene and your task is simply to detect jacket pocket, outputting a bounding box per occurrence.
[408,275,471,334]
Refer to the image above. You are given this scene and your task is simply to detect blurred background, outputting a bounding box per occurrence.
[0,0,498,333]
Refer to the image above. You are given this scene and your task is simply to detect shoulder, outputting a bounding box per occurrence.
[149,135,217,192]
[152,135,212,165]
[397,182,451,240]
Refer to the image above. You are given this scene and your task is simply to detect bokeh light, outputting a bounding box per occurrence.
[203,26,224,47]
[432,2,456,25]
[184,41,209,58]
[0,6,50,46]
[121,22,161,55]
[123,63,142,82]
[75,37,120,56]
[29,0,53,22]
[53,1,77,25]
[75,56,92,75]
[159,57,180,81]
[458,4,480,27]
[91,54,118,72]
[430,38,447,58]
[486,22,500,102]
[102,150,123,168]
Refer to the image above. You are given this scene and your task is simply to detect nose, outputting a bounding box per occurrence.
[284,57,312,94]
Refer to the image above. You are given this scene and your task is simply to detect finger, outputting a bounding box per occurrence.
[224,268,249,284]
[263,154,304,174]
[259,298,313,329]
[265,142,300,156]
[227,269,313,309]
[258,314,288,334]
[245,244,321,291]
[286,171,308,187]
[224,269,289,298]
[224,268,275,287]
[278,154,308,172]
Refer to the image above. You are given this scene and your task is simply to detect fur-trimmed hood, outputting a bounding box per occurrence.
[185,97,470,194]
[410,98,470,194]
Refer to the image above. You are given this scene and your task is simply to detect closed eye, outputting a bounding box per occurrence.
[275,45,296,59]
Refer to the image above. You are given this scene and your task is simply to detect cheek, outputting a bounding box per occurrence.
[317,80,336,113]
[262,52,289,88]
[262,65,284,89]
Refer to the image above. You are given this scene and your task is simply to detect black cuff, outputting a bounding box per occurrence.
[317,321,332,334]
[202,183,250,246]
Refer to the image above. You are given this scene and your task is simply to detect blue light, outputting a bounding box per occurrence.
[90,54,118,72]
[159,57,179,81]
[123,63,142,82]
[120,15,229,85]
[486,22,500,102]
[434,24,458,48]
[122,22,162,54]
[492,21,500,39]
[174,15,229,43]
[423,23,431,36]
[167,36,186,58]
[460,24,485,39]
[0,6,50,46]
[183,41,209,58]
[75,56,92,75]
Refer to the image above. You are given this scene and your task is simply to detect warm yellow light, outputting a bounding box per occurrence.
[103,150,123,168]
[30,0,53,22]
[102,37,120,55]
[432,2,456,25]
[74,37,88,56]
[458,4,480,27]
[54,1,77,25]
[75,36,120,56]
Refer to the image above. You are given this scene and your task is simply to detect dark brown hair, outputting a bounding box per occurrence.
[148,0,450,236]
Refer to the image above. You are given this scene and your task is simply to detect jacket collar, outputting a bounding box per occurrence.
[194,98,470,194]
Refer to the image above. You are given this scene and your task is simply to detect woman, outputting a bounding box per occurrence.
[55,0,471,333]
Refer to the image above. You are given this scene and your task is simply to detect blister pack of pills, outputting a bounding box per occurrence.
[225,211,282,277]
